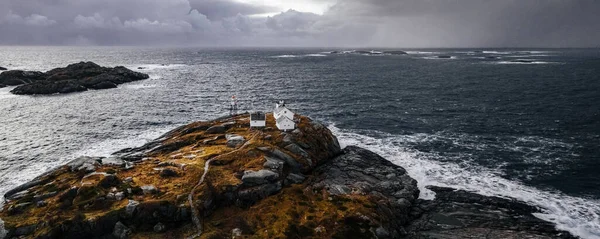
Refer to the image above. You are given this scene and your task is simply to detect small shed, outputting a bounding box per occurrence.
[250,111,266,127]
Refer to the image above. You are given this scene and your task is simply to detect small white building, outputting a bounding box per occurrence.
[274,101,295,131]
[250,111,266,127]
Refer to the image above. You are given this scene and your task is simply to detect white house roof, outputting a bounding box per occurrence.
[275,107,294,119]
[250,112,266,120]
[276,115,293,124]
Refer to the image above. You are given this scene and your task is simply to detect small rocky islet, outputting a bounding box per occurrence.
[0,113,577,239]
[0,62,148,94]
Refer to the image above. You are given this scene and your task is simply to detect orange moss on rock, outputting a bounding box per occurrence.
[0,113,343,239]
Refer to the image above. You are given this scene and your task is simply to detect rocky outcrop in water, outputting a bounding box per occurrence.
[405,186,577,239]
[0,62,149,95]
[0,114,578,239]
[0,66,7,71]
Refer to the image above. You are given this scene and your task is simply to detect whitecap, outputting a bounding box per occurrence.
[304,54,327,57]
[328,125,600,239]
[271,55,297,58]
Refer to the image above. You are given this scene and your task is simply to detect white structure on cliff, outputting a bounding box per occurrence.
[274,101,295,131]
[250,111,266,127]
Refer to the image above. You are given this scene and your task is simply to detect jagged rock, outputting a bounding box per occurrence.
[0,66,7,70]
[115,192,125,201]
[123,177,133,183]
[284,143,309,158]
[11,80,88,95]
[36,201,47,207]
[106,193,116,200]
[153,222,166,233]
[263,157,284,171]
[237,183,282,206]
[4,62,148,95]
[205,125,226,134]
[67,156,102,172]
[404,186,578,239]
[4,179,44,200]
[310,146,419,236]
[232,228,242,238]
[141,185,158,194]
[282,134,294,144]
[226,134,246,148]
[270,149,302,173]
[285,173,305,185]
[241,170,279,186]
[0,70,46,86]
[113,222,131,239]
[90,81,118,90]
[13,224,36,237]
[375,226,390,238]
[33,191,58,202]
[125,200,139,217]
[159,168,179,177]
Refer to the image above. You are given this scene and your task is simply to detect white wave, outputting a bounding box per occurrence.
[423,56,456,60]
[0,127,173,203]
[496,60,560,65]
[0,86,18,100]
[483,51,512,54]
[271,55,298,58]
[328,125,600,239]
[305,54,327,57]
[120,83,158,90]
[406,51,442,54]
[70,127,172,158]
[503,54,553,58]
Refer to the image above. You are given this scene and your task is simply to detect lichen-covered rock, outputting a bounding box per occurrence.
[241,170,279,186]
[226,134,246,148]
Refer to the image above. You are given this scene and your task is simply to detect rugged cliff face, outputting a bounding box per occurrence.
[0,114,577,239]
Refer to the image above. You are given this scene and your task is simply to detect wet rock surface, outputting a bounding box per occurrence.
[405,186,578,239]
[0,61,148,95]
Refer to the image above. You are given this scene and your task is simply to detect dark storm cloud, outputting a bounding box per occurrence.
[0,0,599,47]
[325,0,600,47]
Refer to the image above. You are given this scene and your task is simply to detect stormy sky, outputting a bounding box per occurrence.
[0,0,599,47]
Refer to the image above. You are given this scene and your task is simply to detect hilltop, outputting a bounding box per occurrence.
[0,113,577,239]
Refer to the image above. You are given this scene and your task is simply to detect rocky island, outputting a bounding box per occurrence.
[0,114,577,239]
[0,62,149,94]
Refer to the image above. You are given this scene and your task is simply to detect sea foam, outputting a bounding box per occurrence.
[328,125,600,239]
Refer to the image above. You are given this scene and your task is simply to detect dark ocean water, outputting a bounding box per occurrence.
[0,47,599,238]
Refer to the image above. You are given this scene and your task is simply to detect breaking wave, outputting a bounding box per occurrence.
[328,125,600,239]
